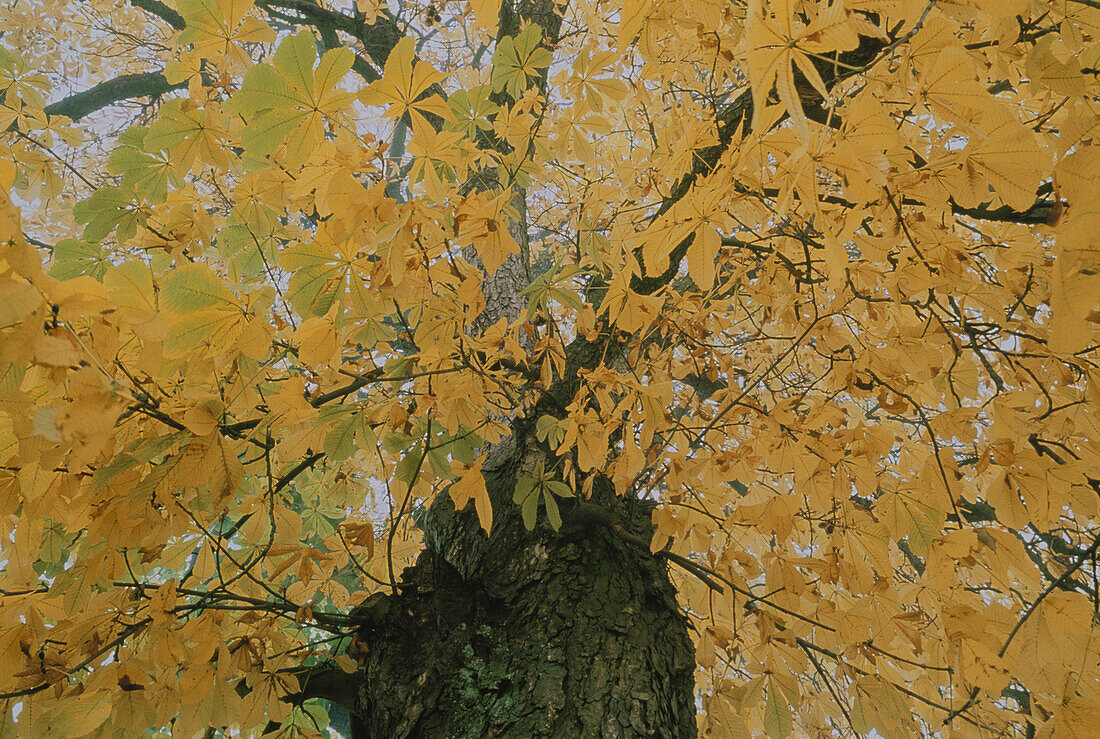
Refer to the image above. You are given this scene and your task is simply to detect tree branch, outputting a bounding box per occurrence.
[129,0,185,30]
[949,197,1057,225]
[630,32,891,295]
[286,662,360,709]
[44,72,184,122]
[999,529,1100,658]
[255,0,407,82]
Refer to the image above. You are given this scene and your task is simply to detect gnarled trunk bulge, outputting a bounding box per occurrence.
[332,443,696,738]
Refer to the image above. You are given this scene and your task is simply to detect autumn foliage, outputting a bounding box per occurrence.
[2,0,1100,735]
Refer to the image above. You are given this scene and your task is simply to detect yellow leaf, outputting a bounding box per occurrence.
[851,677,913,735]
[762,682,792,738]
[686,226,720,290]
[359,36,450,129]
[617,0,652,51]
[178,0,275,72]
[295,315,340,368]
[965,115,1050,211]
[31,332,81,367]
[1049,213,1100,353]
[0,279,41,326]
[456,193,520,274]
[450,461,492,533]
[0,186,23,245]
[334,654,359,673]
[182,434,244,507]
[468,0,499,34]
[915,45,990,117]
[182,405,218,436]
[574,414,609,472]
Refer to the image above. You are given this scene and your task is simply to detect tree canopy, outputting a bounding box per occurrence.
[2,0,1100,736]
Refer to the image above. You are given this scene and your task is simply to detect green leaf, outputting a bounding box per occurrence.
[214,223,279,279]
[281,242,349,316]
[313,47,354,104]
[132,432,188,463]
[879,491,945,556]
[427,447,451,478]
[513,473,538,530]
[447,85,497,137]
[236,61,299,117]
[382,431,415,454]
[491,26,553,98]
[513,474,536,504]
[545,480,573,498]
[72,186,145,242]
[448,427,480,464]
[535,415,565,447]
[50,239,108,280]
[288,699,331,731]
[92,453,141,490]
[324,412,358,462]
[395,449,423,486]
[520,490,539,530]
[242,108,303,158]
[543,490,562,530]
[144,103,191,152]
[272,29,318,102]
[107,127,171,203]
[38,520,70,576]
[161,263,238,312]
[521,261,587,320]
[763,688,792,739]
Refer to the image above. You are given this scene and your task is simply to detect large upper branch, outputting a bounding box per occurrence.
[255,0,407,82]
[629,31,892,295]
[37,0,402,125]
[949,195,1057,225]
[33,1,184,122]
[129,0,185,30]
[622,4,1067,295]
[43,72,185,122]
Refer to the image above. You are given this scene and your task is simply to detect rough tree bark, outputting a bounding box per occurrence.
[337,440,698,738]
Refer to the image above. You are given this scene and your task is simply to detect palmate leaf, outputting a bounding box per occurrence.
[280,238,360,317]
[359,36,450,128]
[513,473,539,530]
[107,126,171,203]
[491,25,553,99]
[49,239,108,280]
[72,186,145,242]
[104,260,157,317]
[512,461,572,531]
[236,62,300,117]
[447,85,498,137]
[159,265,250,358]
[234,31,354,164]
[177,0,275,71]
[762,687,792,739]
[144,100,230,173]
[879,490,944,556]
[743,0,858,140]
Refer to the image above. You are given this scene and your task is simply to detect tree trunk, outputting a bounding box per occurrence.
[336,428,697,738]
[287,1,697,729]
